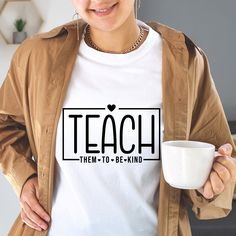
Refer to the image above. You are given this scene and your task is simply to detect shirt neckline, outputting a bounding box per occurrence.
[78,19,157,66]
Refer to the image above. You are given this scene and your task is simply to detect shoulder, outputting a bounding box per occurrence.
[12,19,82,68]
[146,20,206,60]
[146,20,213,84]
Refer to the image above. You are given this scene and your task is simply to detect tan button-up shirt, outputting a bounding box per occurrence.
[0,18,235,236]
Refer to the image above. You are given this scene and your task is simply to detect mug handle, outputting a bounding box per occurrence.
[214,151,221,157]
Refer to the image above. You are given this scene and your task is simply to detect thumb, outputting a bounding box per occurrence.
[218,143,232,157]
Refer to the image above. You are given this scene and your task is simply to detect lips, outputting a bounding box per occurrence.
[90,2,118,12]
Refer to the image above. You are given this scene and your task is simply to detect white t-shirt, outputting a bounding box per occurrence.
[48,19,163,236]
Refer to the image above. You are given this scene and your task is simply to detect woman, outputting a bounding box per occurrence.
[0,0,236,235]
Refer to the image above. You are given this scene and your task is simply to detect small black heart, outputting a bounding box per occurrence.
[107,104,116,111]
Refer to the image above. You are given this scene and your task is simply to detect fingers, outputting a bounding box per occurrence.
[215,156,236,183]
[20,188,50,231]
[202,179,214,199]
[198,143,235,200]
[27,196,50,222]
[21,201,49,231]
[20,177,51,231]
[218,143,232,156]
[21,209,42,231]
[196,186,204,196]
[210,170,225,195]
[202,170,224,199]
[212,161,231,185]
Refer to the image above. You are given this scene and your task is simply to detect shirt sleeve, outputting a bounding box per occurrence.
[0,50,37,199]
[182,45,236,219]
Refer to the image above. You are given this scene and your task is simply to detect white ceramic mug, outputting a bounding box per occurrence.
[161,140,220,189]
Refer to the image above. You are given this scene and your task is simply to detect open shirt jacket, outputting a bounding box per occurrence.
[0,18,236,236]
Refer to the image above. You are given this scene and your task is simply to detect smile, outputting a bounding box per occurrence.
[90,2,118,16]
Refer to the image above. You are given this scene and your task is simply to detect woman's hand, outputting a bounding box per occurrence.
[197,143,236,199]
[20,176,50,231]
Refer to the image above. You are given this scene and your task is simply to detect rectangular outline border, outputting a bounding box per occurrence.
[62,108,161,161]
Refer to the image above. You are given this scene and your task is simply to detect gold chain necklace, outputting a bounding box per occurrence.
[84,24,145,54]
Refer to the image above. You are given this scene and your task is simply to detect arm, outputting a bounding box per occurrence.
[0,51,37,199]
[182,46,236,219]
